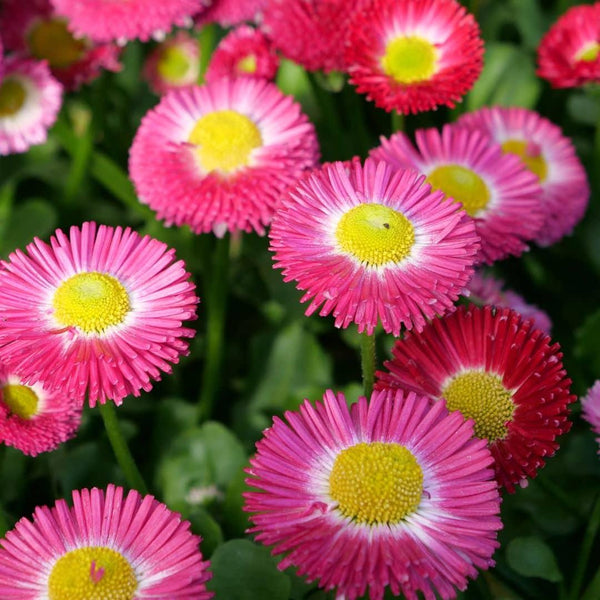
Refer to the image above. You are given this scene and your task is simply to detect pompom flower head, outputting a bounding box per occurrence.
[537,2,600,88]
[458,106,589,246]
[0,0,121,91]
[371,124,544,264]
[245,388,502,600]
[466,270,552,334]
[344,0,483,114]
[376,305,576,492]
[0,366,82,456]
[205,25,278,83]
[0,222,198,407]
[582,381,600,455]
[269,158,480,336]
[196,0,265,27]
[143,30,200,95]
[0,56,62,155]
[0,485,213,599]
[261,0,362,73]
[129,76,319,236]
[49,0,204,43]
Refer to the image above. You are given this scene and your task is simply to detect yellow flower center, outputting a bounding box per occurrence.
[188,109,262,174]
[427,164,490,217]
[575,41,600,62]
[0,78,27,117]
[381,36,438,84]
[335,203,415,267]
[329,442,424,525]
[441,370,515,442]
[2,384,39,419]
[52,272,131,335]
[48,546,137,600]
[501,139,548,183]
[237,54,258,74]
[28,19,86,68]
[157,45,192,82]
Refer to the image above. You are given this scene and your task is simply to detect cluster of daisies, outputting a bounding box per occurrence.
[1,0,600,599]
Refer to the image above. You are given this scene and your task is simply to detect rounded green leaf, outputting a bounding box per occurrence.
[207,539,291,600]
[506,536,563,582]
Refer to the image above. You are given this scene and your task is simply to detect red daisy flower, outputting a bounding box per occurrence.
[205,25,278,83]
[262,0,364,73]
[537,2,600,88]
[344,0,483,114]
[376,305,575,493]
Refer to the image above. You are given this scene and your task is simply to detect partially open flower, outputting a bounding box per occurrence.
[0,55,63,155]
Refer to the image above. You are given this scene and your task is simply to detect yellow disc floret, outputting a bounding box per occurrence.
[427,164,491,217]
[237,54,258,74]
[188,109,262,174]
[52,272,131,335]
[329,441,423,525]
[28,19,86,69]
[576,41,600,62]
[48,546,137,600]
[335,203,415,267]
[381,36,438,84]
[157,45,191,82]
[501,139,548,183]
[2,384,39,420]
[0,78,27,117]
[441,370,515,442]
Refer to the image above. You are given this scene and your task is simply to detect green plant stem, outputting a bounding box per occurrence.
[581,566,600,600]
[199,24,217,81]
[569,494,600,600]
[307,71,344,138]
[341,85,372,157]
[99,402,148,494]
[536,476,586,519]
[594,109,600,190]
[391,110,404,133]
[197,235,230,422]
[360,332,376,398]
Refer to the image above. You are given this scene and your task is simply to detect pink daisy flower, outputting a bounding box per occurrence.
[269,158,480,336]
[245,388,501,600]
[196,0,266,27]
[129,76,319,236]
[537,2,600,88]
[0,0,121,91]
[0,365,82,457]
[344,0,483,114]
[143,31,200,95]
[0,485,213,599]
[261,0,363,73]
[457,107,590,247]
[49,0,205,44]
[205,25,278,84]
[582,381,600,454]
[376,305,575,493]
[0,56,62,156]
[0,222,198,407]
[466,270,552,334]
[371,125,544,264]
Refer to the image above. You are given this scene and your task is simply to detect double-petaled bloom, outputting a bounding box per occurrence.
[0,222,198,406]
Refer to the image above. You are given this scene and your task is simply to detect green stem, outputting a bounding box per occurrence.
[99,402,148,494]
[569,494,600,600]
[197,235,230,422]
[341,85,372,157]
[535,476,586,519]
[391,110,404,134]
[307,72,344,139]
[199,24,217,81]
[360,332,376,398]
[581,566,600,600]
[594,108,600,190]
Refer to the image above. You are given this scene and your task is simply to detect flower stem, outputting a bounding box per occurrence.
[360,332,376,398]
[197,235,230,422]
[391,110,404,134]
[569,494,600,600]
[99,402,148,494]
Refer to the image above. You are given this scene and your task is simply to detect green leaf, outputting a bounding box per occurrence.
[188,507,224,558]
[0,198,57,257]
[156,421,246,513]
[466,43,541,111]
[574,308,600,378]
[506,536,563,582]
[207,540,291,600]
